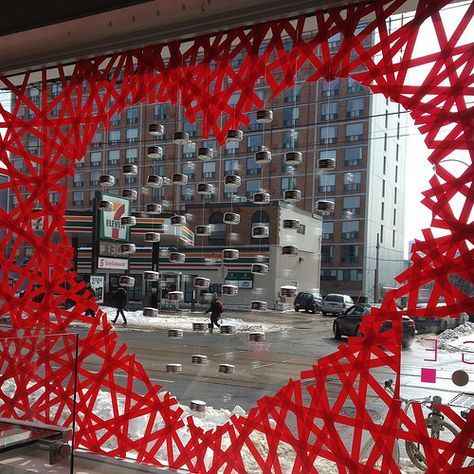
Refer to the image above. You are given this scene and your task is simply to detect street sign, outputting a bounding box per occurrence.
[97,257,128,270]
[99,194,130,242]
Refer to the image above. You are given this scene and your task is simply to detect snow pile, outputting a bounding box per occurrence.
[437,322,474,351]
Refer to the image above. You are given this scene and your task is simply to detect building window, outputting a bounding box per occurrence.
[126,107,139,124]
[246,157,261,176]
[110,112,121,126]
[321,269,338,281]
[342,220,360,239]
[284,38,293,52]
[247,134,263,152]
[281,176,297,192]
[225,139,239,154]
[182,162,195,180]
[181,184,194,201]
[126,148,138,163]
[344,147,362,166]
[342,196,361,216]
[321,78,339,96]
[346,97,365,117]
[90,171,101,186]
[392,230,396,247]
[231,51,244,67]
[380,225,384,243]
[183,142,196,158]
[342,269,363,281]
[203,139,216,150]
[202,161,216,179]
[322,221,334,240]
[153,164,165,176]
[345,122,363,141]
[90,152,102,167]
[224,185,237,199]
[245,179,261,197]
[283,107,299,126]
[49,192,59,205]
[224,159,240,174]
[320,125,338,144]
[321,245,333,264]
[284,85,300,103]
[282,130,298,149]
[393,209,397,226]
[383,155,387,174]
[29,86,40,102]
[320,149,336,161]
[382,179,386,197]
[108,130,120,145]
[184,120,197,137]
[343,172,361,191]
[108,150,120,165]
[73,191,84,206]
[394,187,397,204]
[297,224,306,235]
[347,77,364,93]
[247,112,263,131]
[381,202,385,220]
[395,166,398,183]
[73,172,84,187]
[209,212,226,245]
[109,169,120,186]
[321,101,338,120]
[75,157,84,168]
[318,173,336,192]
[341,245,359,263]
[126,128,138,144]
[154,104,167,120]
[328,32,341,51]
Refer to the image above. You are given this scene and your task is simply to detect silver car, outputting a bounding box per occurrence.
[322,293,354,316]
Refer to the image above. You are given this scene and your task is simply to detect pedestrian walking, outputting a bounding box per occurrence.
[204,296,223,332]
[112,286,128,325]
[84,282,96,317]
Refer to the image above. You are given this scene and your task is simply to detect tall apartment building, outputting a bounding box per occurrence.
[9,31,407,303]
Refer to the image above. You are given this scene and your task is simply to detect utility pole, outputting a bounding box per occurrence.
[374,232,380,303]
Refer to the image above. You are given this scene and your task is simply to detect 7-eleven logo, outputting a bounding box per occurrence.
[112,204,125,239]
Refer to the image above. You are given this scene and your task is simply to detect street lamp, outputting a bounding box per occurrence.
[432,158,469,171]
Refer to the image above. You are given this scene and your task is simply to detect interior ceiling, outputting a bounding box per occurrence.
[1,0,422,79]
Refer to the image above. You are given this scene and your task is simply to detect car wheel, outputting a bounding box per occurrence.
[334,323,341,340]
[322,311,327,316]
[304,309,309,313]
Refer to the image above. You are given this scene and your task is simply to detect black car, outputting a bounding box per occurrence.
[333,304,415,348]
[294,291,323,313]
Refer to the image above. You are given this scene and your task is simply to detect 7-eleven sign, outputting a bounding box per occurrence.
[99,194,130,242]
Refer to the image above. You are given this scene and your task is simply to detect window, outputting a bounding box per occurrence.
[297,224,306,235]
[154,104,167,120]
[341,245,359,263]
[320,149,336,160]
[393,209,397,226]
[126,107,139,124]
[382,179,385,197]
[109,169,120,186]
[181,184,194,201]
[395,166,398,183]
[346,98,365,117]
[321,78,339,96]
[153,164,165,176]
[283,107,299,126]
[231,51,243,67]
[29,86,40,102]
[322,221,334,240]
[184,121,197,137]
[320,125,338,144]
[182,162,195,179]
[229,92,240,106]
[284,85,300,103]
[28,139,39,154]
[126,128,138,143]
[225,139,239,153]
[380,225,384,243]
[282,130,298,149]
[247,134,263,152]
[321,245,333,264]
[209,212,226,245]
[224,185,237,198]
[108,130,120,145]
[342,269,363,281]
[202,161,216,179]
[183,142,196,158]
[90,171,101,186]
[203,139,216,150]
[284,38,293,52]
[90,152,102,166]
[381,202,385,220]
[110,112,121,126]
[318,173,336,192]
[342,220,360,239]
[321,101,338,120]
[321,269,338,281]
[251,211,269,244]
[347,77,364,93]
[152,187,164,201]
[49,192,59,205]
[246,157,261,176]
[245,179,261,197]
[281,176,297,192]
[394,187,397,204]
[342,196,361,215]
[224,159,240,174]
[108,150,120,165]
[73,172,84,187]
[328,32,341,51]
[345,122,363,141]
[343,171,361,191]
[344,147,362,166]
[392,230,396,247]
[126,148,138,163]
[51,105,61,117]
[383,155,387,174]
[247,112,263,131]
[73,191,84,206]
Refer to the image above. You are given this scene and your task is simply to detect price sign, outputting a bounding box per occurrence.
[99,241,123,257]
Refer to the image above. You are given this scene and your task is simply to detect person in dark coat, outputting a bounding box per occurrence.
[204,296,223,331]
[84,283,96,317]
[112,286,128,325]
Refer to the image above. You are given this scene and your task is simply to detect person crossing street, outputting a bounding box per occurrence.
[112,286,128,325]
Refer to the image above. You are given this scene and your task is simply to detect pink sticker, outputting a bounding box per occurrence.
[421,368,437,383]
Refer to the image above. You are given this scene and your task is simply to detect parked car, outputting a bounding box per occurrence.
[322,294,354,316]
[333,304,415,348]
[408,303,469,334]
[294,291,323,313]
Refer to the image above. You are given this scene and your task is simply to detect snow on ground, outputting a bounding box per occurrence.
[87,306,281,333]
[436,322,474,352]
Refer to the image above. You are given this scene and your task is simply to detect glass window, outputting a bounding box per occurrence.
[203,139,216,150]
[329,32,341,50]
[90,152,102,166]
[126,107,139,124]
[344,147,362,166]
[322,221,334,240]
[184,121,197,137]
[246,157,261,176]
[73,172,84,187]
[91,132,103,147]
[108,150,120,164]
[110,112,121,126]
[182,162,195,178]
[347,77,364,93]
[90,171,101,186]
[73,191,84,206]
[225,139,239,153]
[126,148,138,163]
[321,101,338,120]
[209,212,226,245]
[202,161,216,179]
[282,130,298,149]
[153,164,165,176]
[183,142,196,158]
[181,184,194,201]
[320,125,338,144]
[284,85,300,103]
[343,172,361,191]
[281,176,297,192]
[224,159,240,173]
[342,196,361,215]
[247,112,263,131]
[224,185,237,198]
[283,107,299,126]
[109,169,120,185]
[320,149,336,160]
[229,92,240,106]
[346,98,365,117]
[321,269,338,281]
[321,78,339,96]
[108,130,120,145]
[318,173,336,192]
[245,179,261,197]
[247,134,263,152]
[321,245,333,263]
[341,245,359,263]
[342,220,360,239]
[126,128,138,143]
[154,104,167,120]
[346,122,363,141]
[284,38,293,52]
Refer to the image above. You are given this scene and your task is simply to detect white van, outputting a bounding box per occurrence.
[322,294,354,316]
